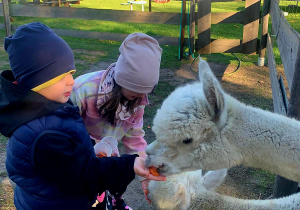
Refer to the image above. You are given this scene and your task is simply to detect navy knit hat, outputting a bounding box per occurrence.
[4,22,76,91]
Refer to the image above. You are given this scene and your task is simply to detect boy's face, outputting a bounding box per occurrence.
[37,73,75,103]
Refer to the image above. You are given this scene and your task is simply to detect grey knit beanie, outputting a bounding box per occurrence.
[114,33,162,94]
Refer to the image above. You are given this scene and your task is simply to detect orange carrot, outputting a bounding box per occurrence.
[149,166,160,176]
[96,152,107,158]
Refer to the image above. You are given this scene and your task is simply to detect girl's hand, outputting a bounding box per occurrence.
[133,157,166,181]
[141,179,151,203]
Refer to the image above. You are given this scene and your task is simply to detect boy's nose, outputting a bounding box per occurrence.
[67,74,75,86]
[69,77,75,86]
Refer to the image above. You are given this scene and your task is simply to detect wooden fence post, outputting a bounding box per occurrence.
[33,0,41,4]
[196,0,211,54]
[242,0,261,54]
[273,42,300,198]
[258,0,270,66]
[189,0,195,60]
[179,0,187,60]
[2,0,12,37]
[287,44,300,118]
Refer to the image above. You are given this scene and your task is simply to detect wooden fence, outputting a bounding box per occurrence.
[179,0,261,59]
[264,0,300,198]
[0,1,183,45]
[0,0,262,60]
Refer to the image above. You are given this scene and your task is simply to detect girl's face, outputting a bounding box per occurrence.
[121,87,146,101]
[38,73,75,103]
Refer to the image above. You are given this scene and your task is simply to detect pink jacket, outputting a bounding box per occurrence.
[71,63,148,158]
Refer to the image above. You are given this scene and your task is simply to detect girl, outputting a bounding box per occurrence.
[71,33,162,209]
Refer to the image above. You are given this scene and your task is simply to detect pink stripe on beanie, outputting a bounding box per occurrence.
[114,33,162,94]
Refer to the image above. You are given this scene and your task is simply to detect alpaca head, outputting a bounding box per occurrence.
[148,168,227,210]
[146,59,234,175]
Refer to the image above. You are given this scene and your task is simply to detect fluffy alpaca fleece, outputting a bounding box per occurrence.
[145,59,300,183]
[148,169,300,210]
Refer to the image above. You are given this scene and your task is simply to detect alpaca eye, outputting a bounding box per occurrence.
[182,138,193,144]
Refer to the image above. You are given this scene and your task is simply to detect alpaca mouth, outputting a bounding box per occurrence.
[155,163,168,175]
[157,164,165,173]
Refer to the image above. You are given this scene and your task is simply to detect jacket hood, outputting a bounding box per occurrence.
[0,70,71,137]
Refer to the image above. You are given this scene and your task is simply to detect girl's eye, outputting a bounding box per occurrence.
[182,138,193,144]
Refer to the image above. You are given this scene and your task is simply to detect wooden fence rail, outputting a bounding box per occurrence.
[266,0,300,198]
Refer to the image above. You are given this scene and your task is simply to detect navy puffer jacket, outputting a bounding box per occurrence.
[1,70,137,210]
[6,105,96,210]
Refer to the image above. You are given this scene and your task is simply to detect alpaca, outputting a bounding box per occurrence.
[145,59,300,183]
[148,169,300,210]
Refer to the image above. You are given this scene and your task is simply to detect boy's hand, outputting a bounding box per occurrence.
[134,157,166,181]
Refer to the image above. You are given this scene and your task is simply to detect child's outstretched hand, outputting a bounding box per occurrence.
[134,157,166,181]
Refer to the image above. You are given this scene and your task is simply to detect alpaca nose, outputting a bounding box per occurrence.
[146,140,159,155]
[145,156,151,166]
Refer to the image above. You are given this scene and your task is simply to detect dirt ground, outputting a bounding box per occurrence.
[0,60,285,209]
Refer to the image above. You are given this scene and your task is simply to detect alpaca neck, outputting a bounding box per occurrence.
[190,190,300,210]
[226,96,300,182]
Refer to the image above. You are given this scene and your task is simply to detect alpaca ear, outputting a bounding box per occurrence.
[198,59,225,121]
[175,183,190,210]
[198,58,211,82]
[203,168,227,191]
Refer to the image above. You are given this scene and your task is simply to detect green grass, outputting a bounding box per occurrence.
[5,16,181,37]
[279,1,300,32]
[0,135,8,153]
[72,0,183,12]
[73,0,246,13]
[5,0,298,68]
[200,53,259,67]
[251,168,276,192]
[5,0,298,67]
[145,81,177,119]
[4,0,247,39]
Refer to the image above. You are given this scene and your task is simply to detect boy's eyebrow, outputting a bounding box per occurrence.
[32,69,76,92]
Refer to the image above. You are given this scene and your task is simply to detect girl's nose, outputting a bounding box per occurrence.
[136,93,145,98]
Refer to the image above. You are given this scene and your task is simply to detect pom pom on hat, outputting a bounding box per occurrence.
[4,22,76,91]
[114,33,162,94]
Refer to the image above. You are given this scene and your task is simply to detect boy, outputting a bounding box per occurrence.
[0,22,165,210]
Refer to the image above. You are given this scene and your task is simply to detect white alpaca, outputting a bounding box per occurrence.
[148,169,300,210]
[145,59,300,183]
